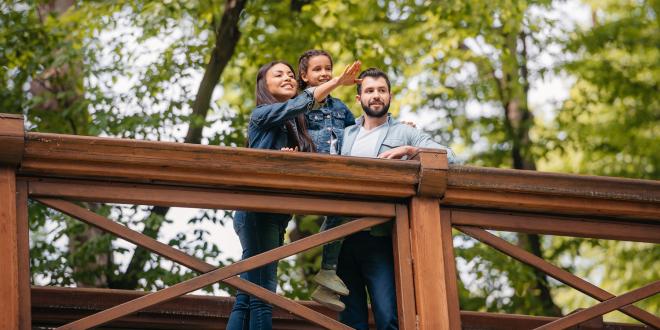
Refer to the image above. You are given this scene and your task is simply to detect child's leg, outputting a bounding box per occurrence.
[320,215,344,270]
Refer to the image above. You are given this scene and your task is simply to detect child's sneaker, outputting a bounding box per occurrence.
[314,269,349,296]
[311,286,345,312]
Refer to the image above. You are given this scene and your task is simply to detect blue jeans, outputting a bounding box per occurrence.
[337,231,398,330]
[227,211,290,330]
[320,216,345,270]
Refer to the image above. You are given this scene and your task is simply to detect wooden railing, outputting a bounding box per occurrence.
[1,113,659,329]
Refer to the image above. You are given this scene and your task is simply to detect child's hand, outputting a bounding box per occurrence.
[336,61,361,86]
[281,146,298,152]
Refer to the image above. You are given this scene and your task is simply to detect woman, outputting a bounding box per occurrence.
[227,60,361,330]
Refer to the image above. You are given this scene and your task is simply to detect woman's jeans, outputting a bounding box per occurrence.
[227,211,289,330]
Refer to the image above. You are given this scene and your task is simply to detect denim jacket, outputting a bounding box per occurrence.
[247,88,317,150]
[305,96,356,154]
[341,115,457,163]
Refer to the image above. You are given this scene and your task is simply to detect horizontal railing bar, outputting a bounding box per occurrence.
[38,197,350,329]
[449,165,660,203]
[450,209,660,243]
[31,287,650,330]
[28,179,396,218]
[535,281,660,330]
[22,132,418,198]
[56,216,390,329]
[444,189,660,221]
[455,225,660,328]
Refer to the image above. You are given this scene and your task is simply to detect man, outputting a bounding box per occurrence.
[337,68,456,330]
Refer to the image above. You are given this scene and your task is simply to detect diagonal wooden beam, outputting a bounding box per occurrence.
[535,281,660,330]
[456,225,660,328]
[38,197,351,329]
[47,203,388,329]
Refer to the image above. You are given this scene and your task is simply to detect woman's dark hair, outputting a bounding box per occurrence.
[254,61,316,152]
[297,49,333,90]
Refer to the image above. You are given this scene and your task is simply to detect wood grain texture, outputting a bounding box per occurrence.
[28,179,396,217]
[449,208,660,243]
[16,180,31,330]
[0,114,25,166]
[393,204,416,330]
[409,197,454,329]
[21,132,418,198]
[0,167,19,329]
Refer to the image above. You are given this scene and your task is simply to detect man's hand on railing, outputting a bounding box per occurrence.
[378,146,419,159]
[280,146,299,152]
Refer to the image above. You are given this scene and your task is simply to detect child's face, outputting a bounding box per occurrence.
[301,55,333,87]
[266,63,298,102]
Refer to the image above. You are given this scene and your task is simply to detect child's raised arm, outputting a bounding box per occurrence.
[311,61,361,102]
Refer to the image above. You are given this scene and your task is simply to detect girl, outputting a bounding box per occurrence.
[227,59,360,330]
[296,50,356,312]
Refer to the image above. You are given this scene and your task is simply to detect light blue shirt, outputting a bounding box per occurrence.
[341,115,457,163]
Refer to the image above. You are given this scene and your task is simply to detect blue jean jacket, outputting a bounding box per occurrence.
[306,96,355,154]
[247,88,316,150]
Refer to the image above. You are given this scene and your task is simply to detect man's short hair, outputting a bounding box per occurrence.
[357,68,391,95]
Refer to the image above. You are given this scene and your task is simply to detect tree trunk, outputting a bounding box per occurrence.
[501,28,561,316]
[111,0,248,289]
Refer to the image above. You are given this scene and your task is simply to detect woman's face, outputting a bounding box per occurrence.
[266,63,298,102]
[301,55,333,87]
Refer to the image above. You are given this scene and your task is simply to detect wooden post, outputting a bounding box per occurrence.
[409,149,461,329]
[0,114,26,329]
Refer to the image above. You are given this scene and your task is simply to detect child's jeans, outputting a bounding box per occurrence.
[320,215,345,270]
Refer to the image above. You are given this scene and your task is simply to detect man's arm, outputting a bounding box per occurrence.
[378,126,457,163]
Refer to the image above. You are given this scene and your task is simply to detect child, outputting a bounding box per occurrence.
[297,49,356,312]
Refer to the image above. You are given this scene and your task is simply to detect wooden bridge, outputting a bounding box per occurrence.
[1,113,658,329]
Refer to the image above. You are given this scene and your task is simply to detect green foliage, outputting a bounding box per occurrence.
[546,0,659,179]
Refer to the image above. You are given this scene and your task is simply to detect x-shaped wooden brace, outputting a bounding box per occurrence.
[456,225,660,329]
[38,198,390,330]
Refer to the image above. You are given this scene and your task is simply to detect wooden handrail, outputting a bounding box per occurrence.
[12,130,659,220]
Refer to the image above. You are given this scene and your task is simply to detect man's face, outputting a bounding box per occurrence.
[356,76,391,118]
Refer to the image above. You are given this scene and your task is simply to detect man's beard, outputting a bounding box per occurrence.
[361,100,390,118]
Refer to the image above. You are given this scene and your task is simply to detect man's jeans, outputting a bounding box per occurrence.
[227,211,289,330]
[337,231,399,330]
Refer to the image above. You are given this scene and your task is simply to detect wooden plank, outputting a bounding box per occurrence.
[448,165,660,203]
[409,197,454,329]
[16,180,31,330]
[38,197,351,329]
[440,209,461,328]
[30,287,650,330]
[0,114,24,166]
[456,226,660,328]
[32,286,344,330]
[450,209,660,243]
[21,132,418,198]
[0,167,19,329]
[444,189,660,221]
[535,281,660,330]
[392,204,416,330]
[55,216,390,329]
[28,179,396,218]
